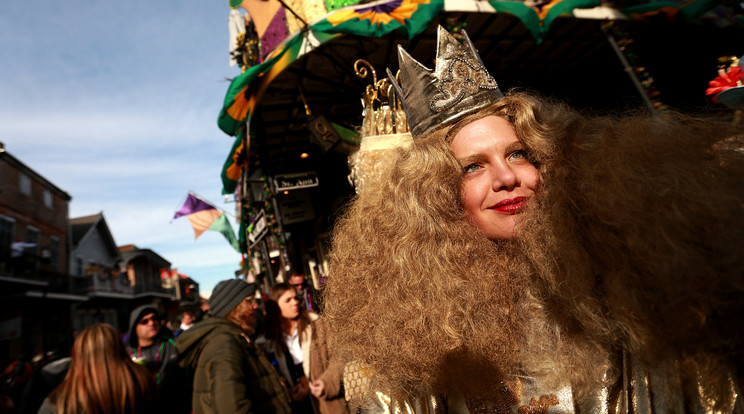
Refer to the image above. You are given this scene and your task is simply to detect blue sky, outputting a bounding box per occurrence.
[0,1,244,296]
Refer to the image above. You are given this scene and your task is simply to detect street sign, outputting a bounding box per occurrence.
[273,171,319,192]
[247,209,268,249]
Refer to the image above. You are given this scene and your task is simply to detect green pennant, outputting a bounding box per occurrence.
[217,35,304,136]
[311,0,444,40]
[489,0,601,44]
[220,127,246,195]
[208,213,241,253]
[332,122,360,146]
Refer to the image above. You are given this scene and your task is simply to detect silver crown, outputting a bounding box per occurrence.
[388,25,504,140]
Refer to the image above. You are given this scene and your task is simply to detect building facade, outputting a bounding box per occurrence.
[0,143,81,369]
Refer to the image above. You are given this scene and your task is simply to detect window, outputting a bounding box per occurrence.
[26,227,39,245]
[25,227,39,257]
[19,174,31,195]
[43,189,53,208]
[49,236,60,271]
[0,216,15,263]
[75,256,84,276]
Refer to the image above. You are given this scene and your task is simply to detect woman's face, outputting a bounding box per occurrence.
[451,115,538,240]
[277,289,300,320]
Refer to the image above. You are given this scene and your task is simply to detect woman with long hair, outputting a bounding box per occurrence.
[324,26,744,413]
[38,323,156,414]
[261,282,317,413]
[261,282,349,414]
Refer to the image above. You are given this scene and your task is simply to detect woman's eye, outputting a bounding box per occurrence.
[463,163,481,173]
[510,150,528,161]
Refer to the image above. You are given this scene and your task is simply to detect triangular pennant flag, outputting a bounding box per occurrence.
[208,213,241,253]
[174,193,216,220]
[488,0,601,44]
[186,209,223,240]
[173,192,241,253]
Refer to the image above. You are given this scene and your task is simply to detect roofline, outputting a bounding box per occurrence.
[0,147,72,201]
[72,212,120,258]
[119,247,171,267]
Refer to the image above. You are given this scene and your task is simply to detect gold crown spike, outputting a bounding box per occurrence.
[349,60,412,194]
[354,59,409,138]
[388,25,504,140]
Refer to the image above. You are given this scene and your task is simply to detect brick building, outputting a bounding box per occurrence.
[0,142,82,368]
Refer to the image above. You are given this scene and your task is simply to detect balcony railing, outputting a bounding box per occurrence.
[0,255,176,299]
[88,272,134,295]
[0,252,48,284]
[132,280,176,297]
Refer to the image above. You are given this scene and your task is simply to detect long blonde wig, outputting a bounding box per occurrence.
[324,93,594,399]
[326,88,744,406]
[517,111,744,406]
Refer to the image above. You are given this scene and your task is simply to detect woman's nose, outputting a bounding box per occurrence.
[490,163,518,191]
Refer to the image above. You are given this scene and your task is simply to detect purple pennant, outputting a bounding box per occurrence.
[357,0,403,14]
[173,193,216,219]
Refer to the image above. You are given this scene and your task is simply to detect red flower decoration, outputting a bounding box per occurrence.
[706,66,743,99]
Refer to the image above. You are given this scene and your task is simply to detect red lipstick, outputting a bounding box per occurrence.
[492,196,528,214]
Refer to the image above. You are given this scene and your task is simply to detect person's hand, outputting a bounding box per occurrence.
[291,382,309,401]
[309,379,326,398]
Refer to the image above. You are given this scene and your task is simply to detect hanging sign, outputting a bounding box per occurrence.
[247,209,268,249]
[273,171,319,192]
[307,114,340,153]
[278,190,316,225]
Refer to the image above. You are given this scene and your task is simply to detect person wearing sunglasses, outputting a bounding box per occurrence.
[126,305,191,414]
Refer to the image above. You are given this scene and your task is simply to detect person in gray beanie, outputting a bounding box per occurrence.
[208,278,257,318]
[176,279,290,414]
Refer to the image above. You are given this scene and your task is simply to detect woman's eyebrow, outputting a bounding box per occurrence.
[504,141,524,154]
[456,154,483,166]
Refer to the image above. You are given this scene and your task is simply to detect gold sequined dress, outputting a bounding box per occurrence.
[342,352,741,414]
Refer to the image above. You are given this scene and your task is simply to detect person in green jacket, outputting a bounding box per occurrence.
[177,279,290,414]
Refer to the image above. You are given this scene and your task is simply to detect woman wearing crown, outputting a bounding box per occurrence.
[323,26,744,413]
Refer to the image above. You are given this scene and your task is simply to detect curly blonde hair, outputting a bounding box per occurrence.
[324,93,599,399]
[325,87,744,406]
[518,111,744,407]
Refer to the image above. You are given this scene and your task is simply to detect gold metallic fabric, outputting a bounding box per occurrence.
[343,352,741,413]
[283,0,327,34]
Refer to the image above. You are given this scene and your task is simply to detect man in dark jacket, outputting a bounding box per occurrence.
[177,279,290,414]
[127,304,191,414]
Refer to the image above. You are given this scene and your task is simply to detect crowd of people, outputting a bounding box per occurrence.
[2,26,741,414]
[2,272,348,414]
